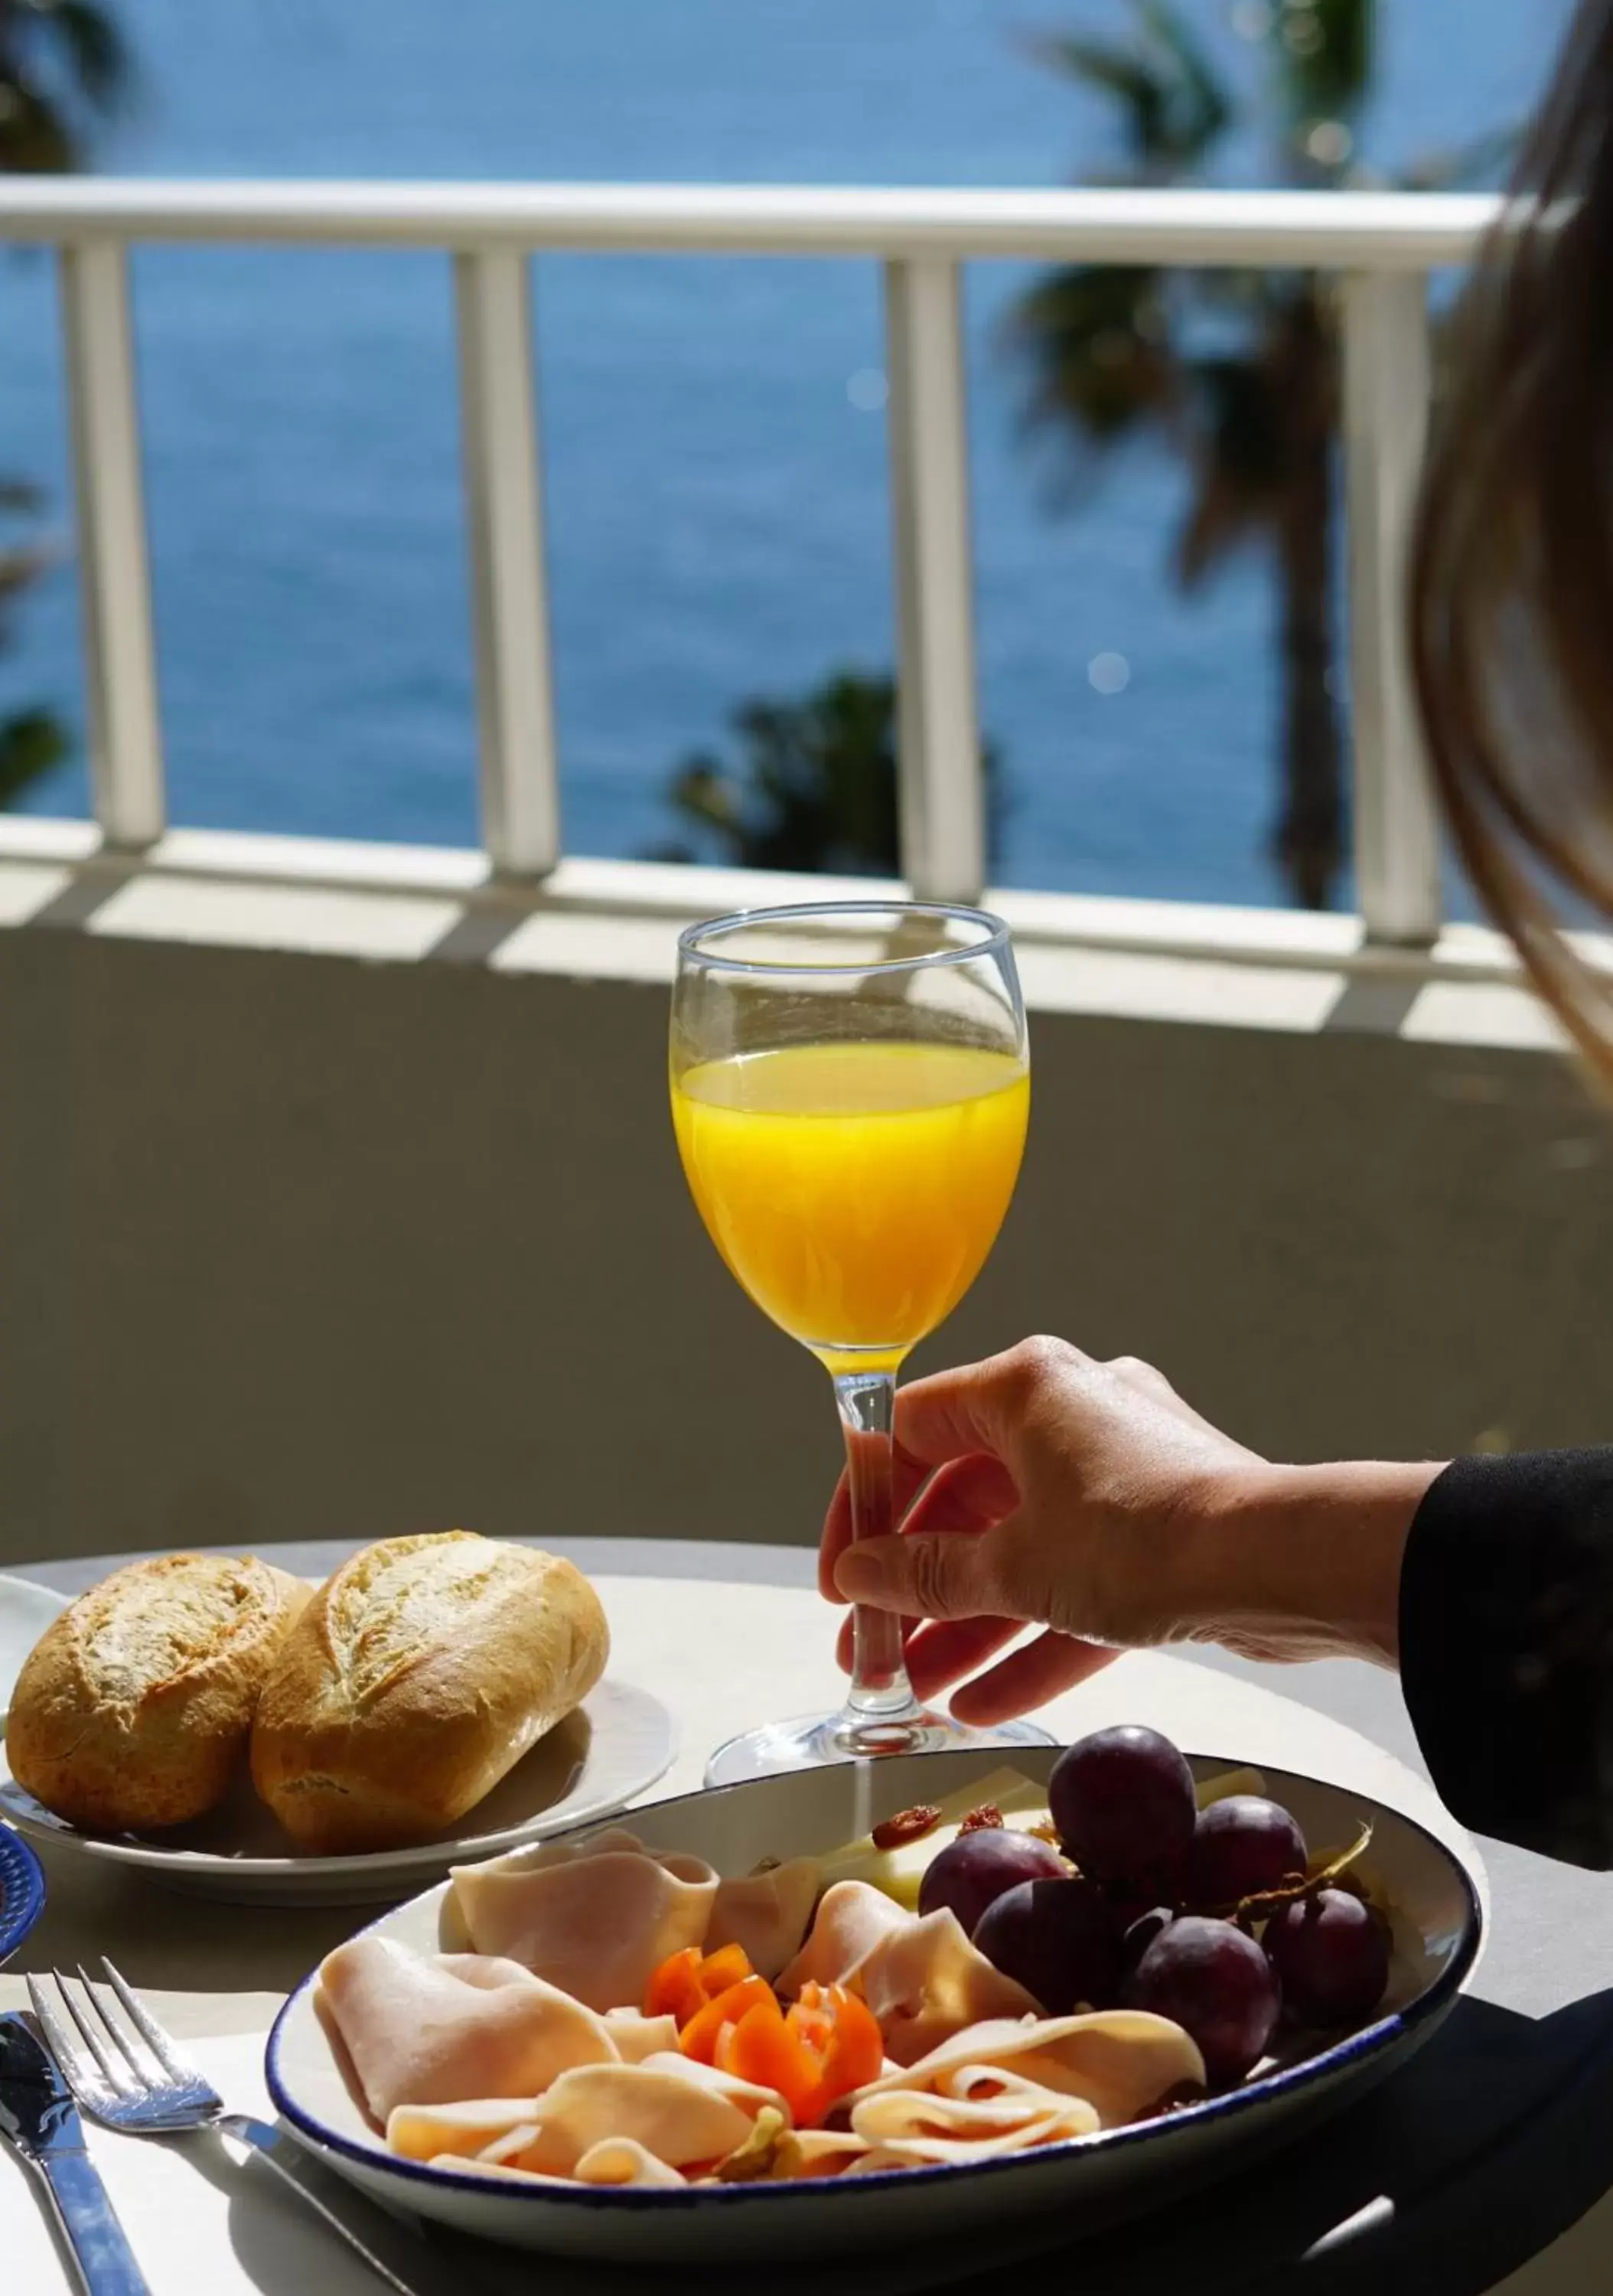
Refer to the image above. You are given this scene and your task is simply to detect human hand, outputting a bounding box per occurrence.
[822,1336,1429,1724]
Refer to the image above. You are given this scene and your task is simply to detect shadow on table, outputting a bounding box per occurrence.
[207,1988,1613,2296]
[12,1835,383,1998]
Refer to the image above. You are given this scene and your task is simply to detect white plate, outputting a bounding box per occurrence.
[0,1573,66,1735]
[266,1745,1484,2265]
[0,1677,676,1905]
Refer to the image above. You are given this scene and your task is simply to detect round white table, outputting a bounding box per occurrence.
[3,1536,1610,2296]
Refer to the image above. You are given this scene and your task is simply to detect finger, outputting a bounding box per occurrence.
[900,1452,1018,1539]
[949,1630,1119,1726]
[818,1447,936,1603]
[903,1614,1020,1701]
[834,1525,1009,1623]
[893,1337,1090,1473]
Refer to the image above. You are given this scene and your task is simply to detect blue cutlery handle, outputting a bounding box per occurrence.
[33,2146,152,2296]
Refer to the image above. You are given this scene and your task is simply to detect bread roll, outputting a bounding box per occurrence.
[250,1532,608,1854]
[7,1553,310,1832]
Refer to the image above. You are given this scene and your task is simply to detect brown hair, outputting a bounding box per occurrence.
[1410,0,1613,1077]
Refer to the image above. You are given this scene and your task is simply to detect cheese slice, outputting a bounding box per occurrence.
[1194,1766,1268,1810]
[815,1769,1054,1909]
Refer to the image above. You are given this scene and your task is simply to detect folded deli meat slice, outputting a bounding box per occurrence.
[388,2096,538,2162]
[851,2011,1206,2128]
[855,1909,1041,2067]
[778,1881,1041,2066]
[427,2140,689,2189]
[634,2048,789,2122]
[448,1831,719,2012]
[849,2068,1101,2164]
[569,2137,688,2188]
[318,1937,617,2122]
[602,2009,681,2063]
[479,2062,755,2177]
[776,1880,911,1997]
[705,1857,821,1981]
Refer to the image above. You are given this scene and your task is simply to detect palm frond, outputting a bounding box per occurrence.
[0,478,46,517]
[1272,0,1372,129]
[659,671,1004,878]
[1175,357,1288,585]
[1008,264,1180,479]
[1030,1,1231,173]
[44,0,130,113]
[1137,0,1233,158]
[0,707,68,807]
[0,74,77,173]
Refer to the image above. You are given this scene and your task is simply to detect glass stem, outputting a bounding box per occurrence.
[835,1370,921,1724]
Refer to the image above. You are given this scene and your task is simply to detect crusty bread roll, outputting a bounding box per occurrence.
[7,1553,311,1833]
[250,1531,608,1854]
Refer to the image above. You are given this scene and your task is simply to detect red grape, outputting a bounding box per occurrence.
[1187,1796,1308,1911]
[1123,1913,1280,2084]
[971,1877,1123,2014]
[917,1826,1067,1938]
[1119,1904,1175,1979]
[1048,1726,1197,1892]
[1263,1889,1390,2027]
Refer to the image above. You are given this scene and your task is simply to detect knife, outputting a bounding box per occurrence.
[0,2014,152,2295]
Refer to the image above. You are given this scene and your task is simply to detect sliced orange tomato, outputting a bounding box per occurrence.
[644,1941,755,2027]
[678,1974,775,2065]
[713,1982,884,2126]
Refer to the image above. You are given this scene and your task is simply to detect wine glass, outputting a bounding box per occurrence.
[670,899,1054,1786]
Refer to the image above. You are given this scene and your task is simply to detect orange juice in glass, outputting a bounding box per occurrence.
[670,903,1051,1784]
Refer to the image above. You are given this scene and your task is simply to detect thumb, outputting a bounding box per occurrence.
[834,1531,995,1622]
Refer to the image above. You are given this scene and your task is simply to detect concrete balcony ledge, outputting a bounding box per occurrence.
[0,815,1573,1054]
[3,812,1605,1574]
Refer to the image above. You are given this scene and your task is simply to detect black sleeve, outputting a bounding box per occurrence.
[1399,1450,1613,1869]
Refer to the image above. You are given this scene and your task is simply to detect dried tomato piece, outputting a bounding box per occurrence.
[871,1803,942,1850]
[958,1804,1005,1834]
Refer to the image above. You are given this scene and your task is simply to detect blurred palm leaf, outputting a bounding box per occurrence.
[0,0,130,174]
[657,671,1004,879]
[0,707,67,805]
[0,0,129,807]
[1010,0,1509,910]
[1033,2,1231,172]
[1175,354,1289,584]
[1011,265,1178,471]
[50,0,129,111]
[1272,0,1372,130]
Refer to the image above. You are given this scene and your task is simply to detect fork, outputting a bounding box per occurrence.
[28,1963,460,2296]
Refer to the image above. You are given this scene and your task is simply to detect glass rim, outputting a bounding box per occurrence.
[676,899,1012,980]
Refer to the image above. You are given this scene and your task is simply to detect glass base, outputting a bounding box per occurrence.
[704,1705,1056,1788]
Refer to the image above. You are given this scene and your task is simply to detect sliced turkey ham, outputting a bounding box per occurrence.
[848,2009,1206,2127]
[479,2061,754,2177]
[778,1883,1039,2067]
[849,2066,1101,2163]
[317,1936,616,2122]
[447,1832,719,2012]
[705,1857,821,1980]
[776,1880,911,1997]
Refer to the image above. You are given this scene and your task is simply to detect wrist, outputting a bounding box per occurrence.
[1174,1458,1444,1668]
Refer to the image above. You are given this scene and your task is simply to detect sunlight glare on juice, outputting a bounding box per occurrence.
[671,1040,1029,1374]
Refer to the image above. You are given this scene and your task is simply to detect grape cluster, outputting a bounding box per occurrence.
[936,1724,1391,2090]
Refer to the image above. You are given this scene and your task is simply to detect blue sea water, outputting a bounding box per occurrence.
[0,1,1572,903]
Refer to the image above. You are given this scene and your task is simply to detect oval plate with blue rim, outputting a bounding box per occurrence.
[266,1746,1483,2268]
[0,1823,45,1968]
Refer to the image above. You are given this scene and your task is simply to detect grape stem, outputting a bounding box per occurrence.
[1223,1819,1375,1925]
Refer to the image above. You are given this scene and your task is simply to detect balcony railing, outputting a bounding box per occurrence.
[0,179,1501,947]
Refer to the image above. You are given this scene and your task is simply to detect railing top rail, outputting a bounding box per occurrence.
[0,179,1499,265]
